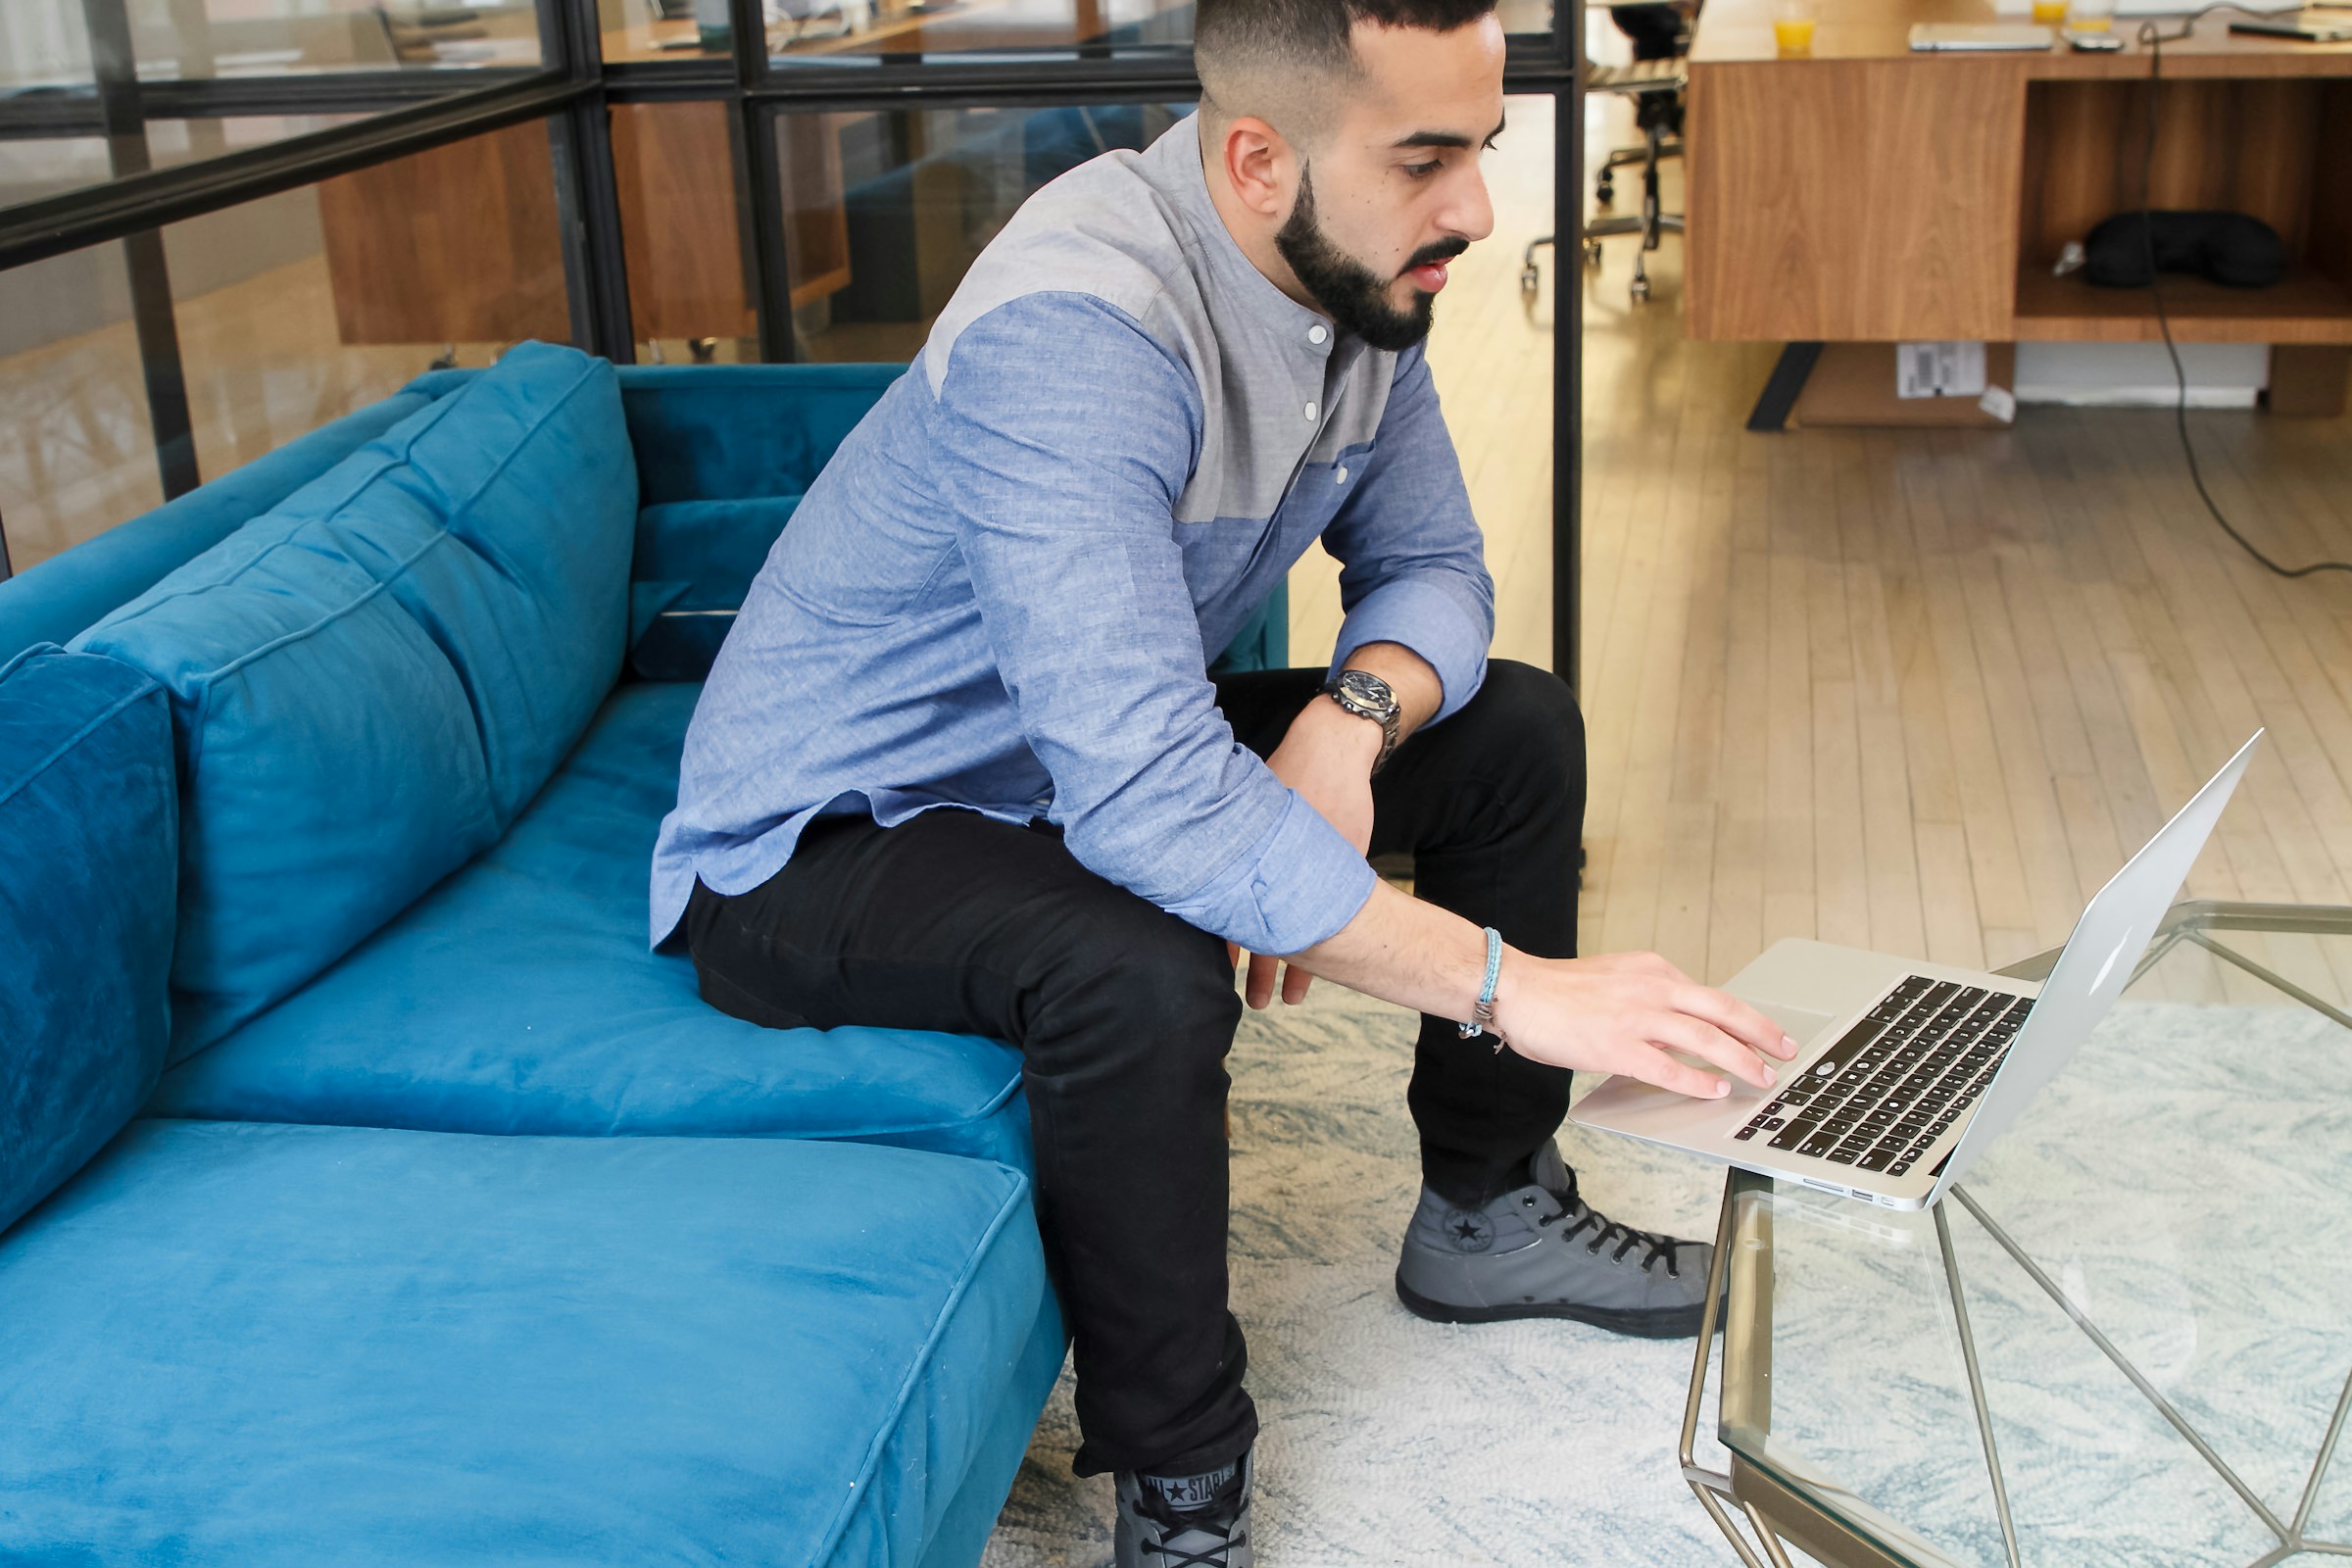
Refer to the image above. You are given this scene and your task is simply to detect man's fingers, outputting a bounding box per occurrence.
[1240,951,1316,1006]
[1227,941,1240,969]
[1669,982,1800,1059]
[1616,1043,1732,1100]
[1649,1013,1778,1090]
[1245,952,1280,1009]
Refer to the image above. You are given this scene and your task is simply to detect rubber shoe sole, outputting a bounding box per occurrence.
[1394,1271,1712,1340]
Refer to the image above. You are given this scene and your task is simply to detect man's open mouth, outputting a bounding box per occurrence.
[1401,241,1469,294]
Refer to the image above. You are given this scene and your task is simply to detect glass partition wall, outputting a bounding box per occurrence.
[0,0,1584,680]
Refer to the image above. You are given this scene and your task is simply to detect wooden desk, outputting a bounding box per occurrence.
[1682,0,2352,357]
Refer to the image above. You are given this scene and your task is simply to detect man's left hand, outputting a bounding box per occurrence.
[1246,698,1382,1004]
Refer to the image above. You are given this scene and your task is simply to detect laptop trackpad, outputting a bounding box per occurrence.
[1750,999,1839,1048]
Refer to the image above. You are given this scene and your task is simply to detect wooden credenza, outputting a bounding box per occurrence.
[1682,0,2352,359]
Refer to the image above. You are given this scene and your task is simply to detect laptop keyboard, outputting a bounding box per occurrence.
[1731,976,2031,1177]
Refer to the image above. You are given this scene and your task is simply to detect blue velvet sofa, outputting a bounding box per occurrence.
[0,341,1280,1564]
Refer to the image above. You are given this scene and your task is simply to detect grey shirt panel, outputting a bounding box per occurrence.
[919,113,1395,526]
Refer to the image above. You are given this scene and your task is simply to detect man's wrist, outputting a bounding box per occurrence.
[1306,684,1390,770]
[1483,944,1523,1042]
[1453,925,1495,1040]
[1322,668,1402,772]
[1334,642,1441,744]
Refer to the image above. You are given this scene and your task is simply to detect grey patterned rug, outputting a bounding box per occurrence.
[980,982,1761,1568]
[979,987,2352,1568]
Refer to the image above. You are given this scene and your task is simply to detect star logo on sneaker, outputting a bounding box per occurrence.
[1443,1209,1494,1251]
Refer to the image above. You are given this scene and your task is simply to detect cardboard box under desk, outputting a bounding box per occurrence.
[1791,343,2016,429]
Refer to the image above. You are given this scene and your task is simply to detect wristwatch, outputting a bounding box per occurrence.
[1322,669,1403,774]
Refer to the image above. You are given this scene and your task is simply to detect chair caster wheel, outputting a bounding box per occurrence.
[1629,275,1650,301]
[1521,264,1542,296]
[1583,240,1604,269]
[1594,181,1615,207]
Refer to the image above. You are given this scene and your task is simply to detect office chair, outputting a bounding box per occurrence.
[371,4,493,65]
[1575,56,1686,301]
[1520,3,1690,304]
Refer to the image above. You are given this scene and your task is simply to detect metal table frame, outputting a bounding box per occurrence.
[1676,900,2352,1568]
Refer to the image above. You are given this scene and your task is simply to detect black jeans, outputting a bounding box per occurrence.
[683,660,1586,1479]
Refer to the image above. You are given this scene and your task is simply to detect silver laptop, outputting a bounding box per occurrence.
[1570,732,2262,1210]
[1907,22,2057,49]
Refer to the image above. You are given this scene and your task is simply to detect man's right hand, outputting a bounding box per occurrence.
[1483,949,1794,1098]
[1280,880,1795,1099]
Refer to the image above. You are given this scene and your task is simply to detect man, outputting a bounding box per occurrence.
[651,0,1794,1559]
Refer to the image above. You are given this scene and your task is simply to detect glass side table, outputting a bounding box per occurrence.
[1679,902,2352,1568]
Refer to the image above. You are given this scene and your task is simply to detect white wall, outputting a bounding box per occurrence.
[2014,342,2270,410]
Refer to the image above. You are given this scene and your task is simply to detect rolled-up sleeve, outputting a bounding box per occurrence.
[932,294,1377,954]
[1321,343,1494,723]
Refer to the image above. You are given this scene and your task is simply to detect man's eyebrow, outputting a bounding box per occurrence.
[1392,115,1507,151]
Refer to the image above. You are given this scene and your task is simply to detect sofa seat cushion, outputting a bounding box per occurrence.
[74,342,638,1060]
[0,1119,1060,1566]
[149,681,1033,1168]
[0,648,176,1236]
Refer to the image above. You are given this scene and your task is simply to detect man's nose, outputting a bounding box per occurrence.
[1444,165,1495,246]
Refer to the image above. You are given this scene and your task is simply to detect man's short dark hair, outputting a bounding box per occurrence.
[1194,0,1497,141]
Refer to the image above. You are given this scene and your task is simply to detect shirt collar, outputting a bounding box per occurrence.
[1149,114,1343,354]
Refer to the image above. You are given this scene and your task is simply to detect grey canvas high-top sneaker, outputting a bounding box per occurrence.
[1395,1143,1715,1339]
[1113,1449,1252,1568]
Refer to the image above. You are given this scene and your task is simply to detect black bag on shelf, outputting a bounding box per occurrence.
[2082,211,2287,289]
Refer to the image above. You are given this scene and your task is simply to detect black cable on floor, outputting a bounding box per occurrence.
[2133,7,2352,578]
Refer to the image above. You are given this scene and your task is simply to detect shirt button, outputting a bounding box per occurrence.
[1336,466,1349,484]
[1308,324,1329,345]
[1304,401,1318,421]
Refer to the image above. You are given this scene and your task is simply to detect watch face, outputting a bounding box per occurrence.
[1337,669,1397,714]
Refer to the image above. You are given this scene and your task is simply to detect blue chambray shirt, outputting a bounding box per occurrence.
[651,113,1494,954]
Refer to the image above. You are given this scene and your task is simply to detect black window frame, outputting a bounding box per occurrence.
[0,0,1583,684]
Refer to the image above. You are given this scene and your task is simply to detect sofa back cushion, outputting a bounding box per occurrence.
[277,344,639,820]
[627,496,802,680]
[617,363,902,507]
[0,385,448,663]
[0,648,177,1236]
[74,342,637,1060]
[606,365,901,681]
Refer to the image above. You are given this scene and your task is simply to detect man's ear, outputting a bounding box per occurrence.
[1220,115,1298,221]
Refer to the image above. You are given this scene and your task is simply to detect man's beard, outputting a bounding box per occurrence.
[1273,166,1468,353]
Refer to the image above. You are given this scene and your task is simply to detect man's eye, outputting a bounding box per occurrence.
[1403,161,1442,178]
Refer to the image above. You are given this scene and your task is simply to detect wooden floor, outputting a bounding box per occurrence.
[1376,88,2352,1006]
[0,254,481,573]
[1288,94,1563,678]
